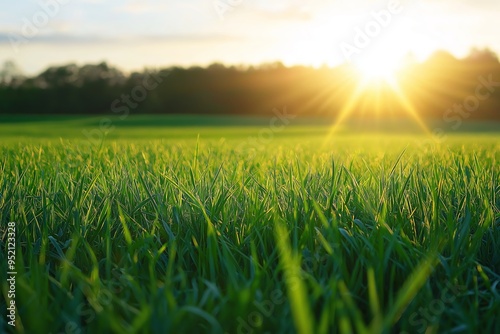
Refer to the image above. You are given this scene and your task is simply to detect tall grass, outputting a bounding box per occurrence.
[1,134,499,333]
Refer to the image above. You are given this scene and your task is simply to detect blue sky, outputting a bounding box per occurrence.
[1,0,499,74]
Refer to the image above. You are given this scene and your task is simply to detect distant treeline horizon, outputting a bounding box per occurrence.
[1,48,500,121]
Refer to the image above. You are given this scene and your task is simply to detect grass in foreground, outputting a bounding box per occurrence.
[0,130,499,334]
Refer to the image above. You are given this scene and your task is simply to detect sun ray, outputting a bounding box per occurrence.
[299,83,343,116]
[388,83,432,135]
[321,80,368,146]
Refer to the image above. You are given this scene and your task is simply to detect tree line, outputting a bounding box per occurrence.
[1,48,499,120]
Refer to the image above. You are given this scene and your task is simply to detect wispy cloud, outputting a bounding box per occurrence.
[255,6,313,21]
[116,3,171,14]
[0,32,242,45]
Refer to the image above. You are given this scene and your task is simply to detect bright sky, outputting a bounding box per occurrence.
[1,0,499,74]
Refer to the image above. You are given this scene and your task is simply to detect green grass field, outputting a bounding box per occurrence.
[1,116,499,333]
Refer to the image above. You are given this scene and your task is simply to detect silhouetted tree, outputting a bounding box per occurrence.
[0,60,23,86]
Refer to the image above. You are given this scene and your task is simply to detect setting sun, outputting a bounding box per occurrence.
[353,51,402,86]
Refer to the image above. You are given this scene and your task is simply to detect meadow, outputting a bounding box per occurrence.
[1,116,499,333]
